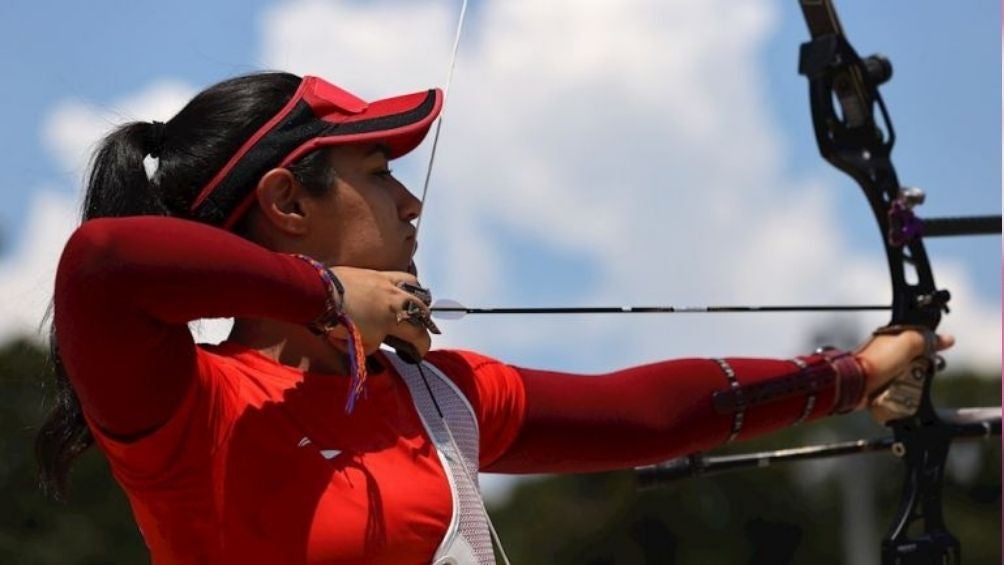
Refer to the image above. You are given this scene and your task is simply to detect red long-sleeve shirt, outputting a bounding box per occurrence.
[53,216,843,564]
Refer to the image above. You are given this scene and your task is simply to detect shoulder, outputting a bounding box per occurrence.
[195,341,306,405]
[422,349,528,468]
[423,349,525,417]
[425,349,506,375]
[424,349,517,395]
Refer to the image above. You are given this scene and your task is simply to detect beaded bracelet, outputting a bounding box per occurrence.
[289,253,368,413]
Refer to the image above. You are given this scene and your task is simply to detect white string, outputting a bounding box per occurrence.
[413,0,470,240]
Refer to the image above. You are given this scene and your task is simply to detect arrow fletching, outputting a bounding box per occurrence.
[430,298,469,320]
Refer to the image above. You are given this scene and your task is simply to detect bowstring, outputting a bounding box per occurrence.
[413,0,470,241]
[410,3,513,564]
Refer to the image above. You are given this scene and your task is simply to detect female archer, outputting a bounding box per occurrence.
[39,71,951,564]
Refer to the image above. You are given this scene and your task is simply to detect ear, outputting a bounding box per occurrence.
[254,168,310,236]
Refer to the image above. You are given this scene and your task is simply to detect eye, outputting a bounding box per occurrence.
[373,167,394,180]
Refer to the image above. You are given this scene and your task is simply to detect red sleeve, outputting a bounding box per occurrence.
[82,347,242,483]
[432,355,841,475]
[54,216,329,439]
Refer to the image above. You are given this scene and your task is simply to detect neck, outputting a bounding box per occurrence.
[228,317,350,375]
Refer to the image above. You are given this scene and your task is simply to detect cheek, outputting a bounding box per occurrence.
[343,188,399,231]
[324,195,395,261]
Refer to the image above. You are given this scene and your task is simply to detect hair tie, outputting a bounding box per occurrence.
[145,121,167,158]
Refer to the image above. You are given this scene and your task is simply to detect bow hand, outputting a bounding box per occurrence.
[856,327,955,423]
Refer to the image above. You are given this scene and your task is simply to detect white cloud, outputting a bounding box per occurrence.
[5,82,196,344]
[41,80,195,177]
[259,0,457,96]
[0,188,80,344]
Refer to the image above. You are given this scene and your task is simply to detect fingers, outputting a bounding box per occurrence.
[395,299,437,333]
[320,266,437,360]
[386,314,432,358]
[876,327,953,358]
[389,277,436,331]
[907,330,954,357]
[386,287,435,360]
[387,278,435,359]
[383,270,420,288]
[858,326,955,423]
[935,333,955,351]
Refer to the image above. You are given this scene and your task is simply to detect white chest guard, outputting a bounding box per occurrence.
[384,353,498,565]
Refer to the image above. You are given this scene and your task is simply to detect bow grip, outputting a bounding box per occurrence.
[868,327,941,424]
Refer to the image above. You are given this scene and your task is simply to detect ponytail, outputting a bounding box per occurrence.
[81,121,172,221]
[34,71,338,499]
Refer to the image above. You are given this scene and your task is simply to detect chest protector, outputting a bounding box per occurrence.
[385,353,496,565]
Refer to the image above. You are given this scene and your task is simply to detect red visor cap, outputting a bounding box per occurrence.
[189,76,443,230]
[279,78,445,165]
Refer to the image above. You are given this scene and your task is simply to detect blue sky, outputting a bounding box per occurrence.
[0,0,999,375]
[0,0,268,238]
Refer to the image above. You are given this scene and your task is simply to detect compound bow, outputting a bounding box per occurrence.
[638,2,1001,563]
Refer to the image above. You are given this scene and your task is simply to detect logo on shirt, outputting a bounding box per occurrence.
[298,436,342,460]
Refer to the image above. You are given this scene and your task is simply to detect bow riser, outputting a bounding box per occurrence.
[798,33,943,331]
[798,1,957,562]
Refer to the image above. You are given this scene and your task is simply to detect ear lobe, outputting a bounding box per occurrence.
[255,168,309,235]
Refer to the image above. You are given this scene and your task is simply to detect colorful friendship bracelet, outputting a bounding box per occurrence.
[289,253,368,413]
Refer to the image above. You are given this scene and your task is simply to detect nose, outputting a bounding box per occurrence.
[397,183,422,223]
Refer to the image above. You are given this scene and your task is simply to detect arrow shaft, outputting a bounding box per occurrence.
[431,305,891,316]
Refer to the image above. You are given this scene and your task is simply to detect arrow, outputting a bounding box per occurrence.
[429,298,890,320]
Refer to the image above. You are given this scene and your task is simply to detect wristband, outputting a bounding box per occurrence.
[817,347,866,414]
[290,254,345,334]
[289,253,368,413]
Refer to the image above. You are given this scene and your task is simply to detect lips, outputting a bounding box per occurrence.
[405,229,418,273]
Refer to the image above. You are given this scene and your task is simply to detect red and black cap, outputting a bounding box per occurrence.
[189,76,444,229]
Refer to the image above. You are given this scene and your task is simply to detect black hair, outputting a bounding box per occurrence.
[35,71,335,500]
